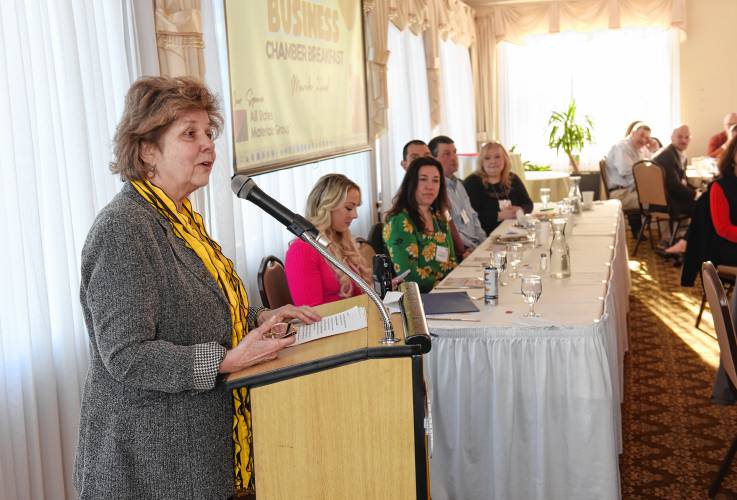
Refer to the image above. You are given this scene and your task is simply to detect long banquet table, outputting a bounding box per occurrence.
[426,200,630,500]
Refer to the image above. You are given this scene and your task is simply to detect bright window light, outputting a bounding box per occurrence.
[498,27,679,170]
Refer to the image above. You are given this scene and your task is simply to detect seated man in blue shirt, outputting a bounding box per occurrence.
[428,135,486,253]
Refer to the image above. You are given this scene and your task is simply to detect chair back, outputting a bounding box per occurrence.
[355,237,376,266]
[257,255,293,309]
[367,222,386,255]
[702,261,737,388]
[599,158,611,200]
[633,160,668,207]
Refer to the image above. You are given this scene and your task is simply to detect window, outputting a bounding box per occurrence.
[498,27,679,169]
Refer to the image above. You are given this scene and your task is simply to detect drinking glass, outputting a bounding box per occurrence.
[557,200,571,216]
[507,243,523,280]
[491,249,508,286]
[526,218,538,246]
[520,274,543,317]
[539,188,551,209]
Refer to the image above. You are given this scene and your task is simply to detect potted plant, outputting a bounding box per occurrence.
[547,99,594,175]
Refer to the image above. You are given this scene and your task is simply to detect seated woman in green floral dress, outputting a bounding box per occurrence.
[383,157,457,293]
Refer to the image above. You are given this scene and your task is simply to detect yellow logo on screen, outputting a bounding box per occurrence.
[267,0,344,42]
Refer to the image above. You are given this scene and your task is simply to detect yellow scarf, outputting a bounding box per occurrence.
[131,179,255,493]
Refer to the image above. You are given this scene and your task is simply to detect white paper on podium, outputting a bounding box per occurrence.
[293,306,368,346]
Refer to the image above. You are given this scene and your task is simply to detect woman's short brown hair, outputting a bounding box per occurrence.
[110,76,223,181]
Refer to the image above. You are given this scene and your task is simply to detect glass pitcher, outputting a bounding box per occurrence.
[549,218,571,278]
[567,176,583,214]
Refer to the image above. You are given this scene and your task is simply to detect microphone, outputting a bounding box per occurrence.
[231,174,319,239]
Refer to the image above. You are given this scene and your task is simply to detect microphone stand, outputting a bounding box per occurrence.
[299,232,398,344]
[230,173,397,344]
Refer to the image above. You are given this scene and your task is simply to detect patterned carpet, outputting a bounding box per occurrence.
[621,238,737,499]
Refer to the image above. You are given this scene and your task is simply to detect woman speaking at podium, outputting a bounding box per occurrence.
[285,173,372,306]
[74,76,319,499]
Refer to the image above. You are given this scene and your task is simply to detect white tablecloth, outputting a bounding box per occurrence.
[426,200,630,500]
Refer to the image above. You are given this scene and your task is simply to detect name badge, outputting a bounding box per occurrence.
[435,245,450,263]
[460,209,470,224]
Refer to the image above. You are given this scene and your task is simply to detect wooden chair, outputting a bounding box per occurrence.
[355,237,376,267]
[598,158,611,200]
[703,262,737,497]
[367,222,386,255]
[696,265,737,328]
[257,255,293,309]
[632,160,689,256]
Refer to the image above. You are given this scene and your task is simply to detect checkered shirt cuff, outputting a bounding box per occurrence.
[193,342,227,390]
[247,306,268,329]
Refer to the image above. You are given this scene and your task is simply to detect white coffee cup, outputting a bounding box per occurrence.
[499,199,511,210]
[582,191,595,210]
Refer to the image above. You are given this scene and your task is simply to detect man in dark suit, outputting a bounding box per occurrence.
[652,124,696,217]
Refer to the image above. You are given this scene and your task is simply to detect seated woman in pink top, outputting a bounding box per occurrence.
[285,174,372,306]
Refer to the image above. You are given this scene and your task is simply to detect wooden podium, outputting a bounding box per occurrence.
[226,294,431,499]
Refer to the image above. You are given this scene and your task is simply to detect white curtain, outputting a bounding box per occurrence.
[498,27,680,170]
[0,1,152,499]
[376,23,432,214]
[436,39,477,154]
[199,1,372,305]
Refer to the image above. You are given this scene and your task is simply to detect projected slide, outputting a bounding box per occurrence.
[225,0,369,175]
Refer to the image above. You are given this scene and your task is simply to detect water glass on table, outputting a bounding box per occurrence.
[582,191,595,210]
[520,274,542,317]
[491,249,508,286]
[507,243,523,280]
[539,187,551,209]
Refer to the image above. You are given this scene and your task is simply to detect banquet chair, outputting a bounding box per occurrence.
[696,265,737,328]
[355,237,376,265]
[632,160,689,256]
[257,255,293,309]
[703,262,737,498]
[367,222,387,255]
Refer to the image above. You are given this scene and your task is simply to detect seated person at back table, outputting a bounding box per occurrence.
[285,174,372,306]
[605,121,653,236]
[716,124,737,160]
[652,124,696,218]
[428,135,486,251]
[463,141,533,235]
[667,134,737,255]
[707,112,737,158]
[383,157,458,293]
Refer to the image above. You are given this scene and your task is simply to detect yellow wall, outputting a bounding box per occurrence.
[680,0,737,156]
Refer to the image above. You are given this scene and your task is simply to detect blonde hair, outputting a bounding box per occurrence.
[111,76,223,181]
[475,141,512,189]
[305,174,371,296]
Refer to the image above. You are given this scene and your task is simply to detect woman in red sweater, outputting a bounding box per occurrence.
[285,174,372,306]
[710,135,737,266]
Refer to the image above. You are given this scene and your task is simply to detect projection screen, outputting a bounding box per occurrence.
[224,0,370,175]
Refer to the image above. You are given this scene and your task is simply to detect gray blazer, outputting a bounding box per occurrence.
[75,183,235,499]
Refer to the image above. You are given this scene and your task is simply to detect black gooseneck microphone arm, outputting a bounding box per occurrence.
[231,174,397,344]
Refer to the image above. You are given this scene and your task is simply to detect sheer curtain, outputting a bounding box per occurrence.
[0,1,151,499]
[498,27,680,170]
[436,39,477,154]
[200,1,372,305]
[376,23,432,213]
